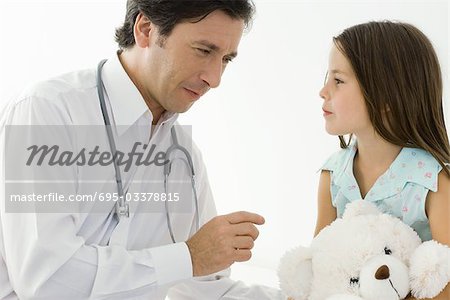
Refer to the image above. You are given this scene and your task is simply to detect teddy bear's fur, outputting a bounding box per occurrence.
[278,200,449,300]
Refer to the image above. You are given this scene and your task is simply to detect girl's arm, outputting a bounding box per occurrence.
[314,170,337,236]
[407,170,450,300]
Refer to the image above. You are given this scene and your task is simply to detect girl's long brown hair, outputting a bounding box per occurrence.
[334,21,449,176]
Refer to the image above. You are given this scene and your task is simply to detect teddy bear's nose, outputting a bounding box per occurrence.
[375,265,390,280]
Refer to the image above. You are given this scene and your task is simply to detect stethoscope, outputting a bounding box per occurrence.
[96,59,199,243]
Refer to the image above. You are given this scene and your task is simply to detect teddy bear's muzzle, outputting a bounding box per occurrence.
[360,255,410,300]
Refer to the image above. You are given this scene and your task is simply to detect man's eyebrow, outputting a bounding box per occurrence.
[195,40,238,58]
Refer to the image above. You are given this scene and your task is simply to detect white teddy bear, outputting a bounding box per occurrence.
[278,200,449,300]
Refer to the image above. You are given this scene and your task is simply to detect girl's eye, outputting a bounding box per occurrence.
[335,78,344,85]
[384,247,392,255]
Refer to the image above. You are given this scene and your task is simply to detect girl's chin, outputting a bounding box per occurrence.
[325,127,347,136]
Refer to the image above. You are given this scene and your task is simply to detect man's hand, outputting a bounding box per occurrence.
[186,211,265,276]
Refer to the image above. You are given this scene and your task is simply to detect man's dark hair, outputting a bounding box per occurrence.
[115,0,255,49]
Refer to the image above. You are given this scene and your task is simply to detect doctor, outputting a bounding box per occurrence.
[0,0,285,299]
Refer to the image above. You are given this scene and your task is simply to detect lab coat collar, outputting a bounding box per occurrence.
[333,141,440,202]
[100,52,178,136]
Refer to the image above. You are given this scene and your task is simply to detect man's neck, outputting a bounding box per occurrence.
[117,50,165,125]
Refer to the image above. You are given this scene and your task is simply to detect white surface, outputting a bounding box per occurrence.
[0,0,448,288]
[231,262,280,289]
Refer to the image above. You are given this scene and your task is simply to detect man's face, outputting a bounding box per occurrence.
[140,10,245,114]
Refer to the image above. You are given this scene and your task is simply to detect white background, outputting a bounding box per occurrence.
[0,0,448,289]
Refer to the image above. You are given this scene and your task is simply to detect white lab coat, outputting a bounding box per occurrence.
[0,53,285,299]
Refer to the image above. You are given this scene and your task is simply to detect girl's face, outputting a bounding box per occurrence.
[319,44,373,137]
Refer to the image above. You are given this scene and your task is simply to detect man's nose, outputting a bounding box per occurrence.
[200,59,223,89]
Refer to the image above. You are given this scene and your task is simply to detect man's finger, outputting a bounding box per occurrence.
[231,223,260,240]
[233,249,252,262]
[233,236,255,250]
[225,211,265,225]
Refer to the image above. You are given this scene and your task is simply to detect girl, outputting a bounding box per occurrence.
[317,21,449,300]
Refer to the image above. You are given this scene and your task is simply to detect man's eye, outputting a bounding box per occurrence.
[223,57,233,64]
[196,48,211,55]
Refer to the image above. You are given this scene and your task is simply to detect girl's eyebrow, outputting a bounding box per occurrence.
[330,69,349,76]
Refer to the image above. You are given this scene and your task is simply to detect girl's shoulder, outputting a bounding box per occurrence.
[388,147,442,192]
[319,145,444,191]
[395,147,442,171]
[320,144,356,173]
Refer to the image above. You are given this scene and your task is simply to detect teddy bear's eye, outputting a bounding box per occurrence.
[349,277,360,286]
[384,247,392,255]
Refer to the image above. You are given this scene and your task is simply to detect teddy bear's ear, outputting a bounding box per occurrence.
[278,246,313,300]
[342,200,381,220]
[409,240,450,299]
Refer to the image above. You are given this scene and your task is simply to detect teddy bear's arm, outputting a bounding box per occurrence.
[405,286,449,300]
[420,171,450,300]
[407,286,449,300]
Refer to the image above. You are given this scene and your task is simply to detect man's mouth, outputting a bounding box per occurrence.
[183,88,202,100]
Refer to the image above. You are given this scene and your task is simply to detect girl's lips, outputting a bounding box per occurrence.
[322,108,333,116]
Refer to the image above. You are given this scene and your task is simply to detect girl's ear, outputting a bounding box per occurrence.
[278,246,313,300]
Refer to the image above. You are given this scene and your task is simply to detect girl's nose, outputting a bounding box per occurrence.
[319,85,328,100]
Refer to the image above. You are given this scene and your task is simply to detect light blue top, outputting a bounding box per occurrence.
[321,141,444,241]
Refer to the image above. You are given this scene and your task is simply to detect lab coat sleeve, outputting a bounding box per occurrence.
[0,97,193,299]
[167,147,287,300]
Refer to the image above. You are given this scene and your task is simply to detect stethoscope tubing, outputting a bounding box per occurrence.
[97,59,129,218]
[96,59,199,242]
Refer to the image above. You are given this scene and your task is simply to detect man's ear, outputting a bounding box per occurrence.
[133,12,153,48]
